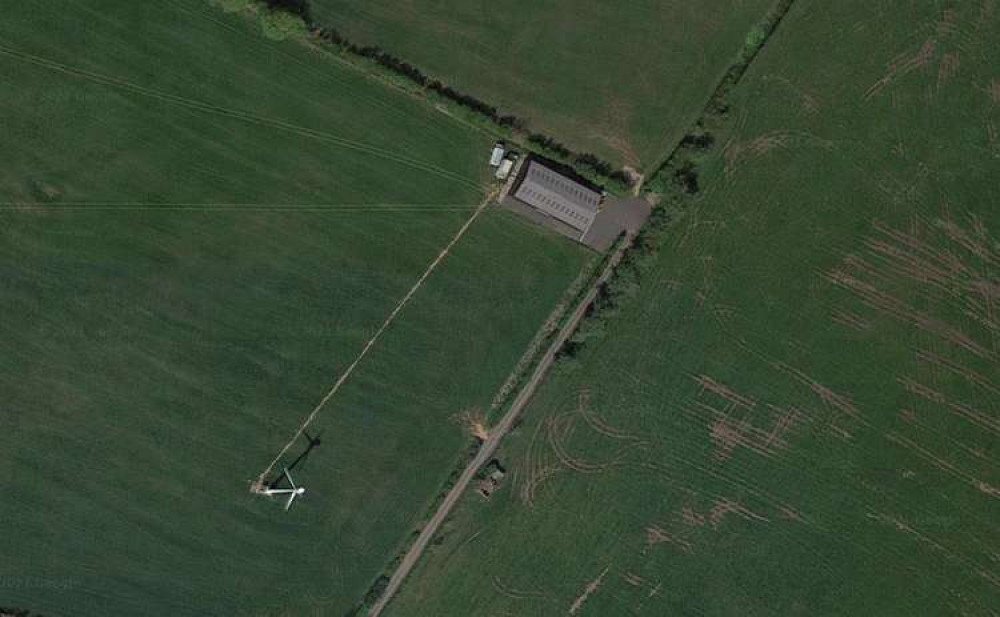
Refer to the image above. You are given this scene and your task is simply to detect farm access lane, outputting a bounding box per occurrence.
[368,233,635,617]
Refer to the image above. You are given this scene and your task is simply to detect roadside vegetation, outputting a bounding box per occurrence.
[212,0,640,193]
[385,1,1000,615]
[309,0,776,174]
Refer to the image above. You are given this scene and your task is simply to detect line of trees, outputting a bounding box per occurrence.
[643,0,795,198]
[557,0,800,365]
[223,0,634,191]
[1,608,52,617]
[313,26,634,188]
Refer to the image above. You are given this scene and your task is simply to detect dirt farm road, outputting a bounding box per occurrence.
[368,233,634,617]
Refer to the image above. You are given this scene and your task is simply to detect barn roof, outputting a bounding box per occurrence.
[512,161,601,234]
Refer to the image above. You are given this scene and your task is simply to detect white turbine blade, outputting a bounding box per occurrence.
[285,492,296,510]
[283,468,296,490]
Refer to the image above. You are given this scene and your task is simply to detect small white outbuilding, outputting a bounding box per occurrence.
[489,142,505,167]
[495,156,516,180]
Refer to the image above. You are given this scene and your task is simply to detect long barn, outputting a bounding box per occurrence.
[501,158,648,252]
[511,161,601,237]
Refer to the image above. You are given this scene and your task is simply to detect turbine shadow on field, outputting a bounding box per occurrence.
[267,431,323,489]
[286,430,323,474]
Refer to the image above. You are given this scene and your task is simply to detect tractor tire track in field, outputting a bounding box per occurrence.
[254,195,493,489]
[367,234,636,617]
[0,44,479,190]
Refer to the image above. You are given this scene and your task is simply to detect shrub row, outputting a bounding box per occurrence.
[218,0,634,193]
[1,609,51,617]
[643,0,796,198]
[558,0,799,362]
[312,26,633,191]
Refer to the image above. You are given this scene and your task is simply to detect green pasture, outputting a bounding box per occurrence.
[310,0,774,169]
[387,1,1000,615]
[0,1,588,615]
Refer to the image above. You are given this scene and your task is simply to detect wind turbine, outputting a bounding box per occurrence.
[260,468,306,511]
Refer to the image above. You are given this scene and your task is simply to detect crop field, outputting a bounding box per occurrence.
[310,0,775,170]
[0,1,589,616]
[386,1,1000,615]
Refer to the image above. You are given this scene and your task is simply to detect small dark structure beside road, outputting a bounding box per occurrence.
[477,460,507,500]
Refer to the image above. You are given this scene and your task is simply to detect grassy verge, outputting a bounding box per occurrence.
[346,237,611,615]
[561,0,800,351]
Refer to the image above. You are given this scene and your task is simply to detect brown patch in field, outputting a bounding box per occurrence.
[897,376,1000,436]
[708,418,742,461]
[886,432,999,499]
[866,226,965,291]
[831,308,873,331]
[936,52,960,90]
[777,505,804,521]
[865,40,938,100]
[867,511,1000,588]
[891,138,906,158]
[937,216,994,264]
[694,374,805,461]
[825,265,992,359]
[977,0,997,30]
[773,360,865,432]
[707,412,796,462]
[749,133,789,156]
[914,348,1000,396]
[451,407,489,441]
[936,8,959,37]
[693,374,756,412]
[644,524,693,554]
[802,92,820,114]
[568,565,610,615]
[724,131,793,178]
[764,406,801,448]
[708,498,771,528]
[38,185,61,199]
[990,79,1000,106]
[681,505,707,527]
[592,98,639,167]
[622,572,645,587]
[723,142,743,179]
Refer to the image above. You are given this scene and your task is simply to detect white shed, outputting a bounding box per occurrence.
[489,142,505,167]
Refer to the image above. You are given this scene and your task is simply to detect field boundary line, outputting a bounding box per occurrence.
[367,233,635,617]
[645,0,799,175]
[0,203,478,212]
[253,195,493,488]
[0,44,478,190]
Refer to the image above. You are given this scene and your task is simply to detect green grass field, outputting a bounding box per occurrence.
[386,1,1000,615]
[0,2,589,615]
[310,0,775,170]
